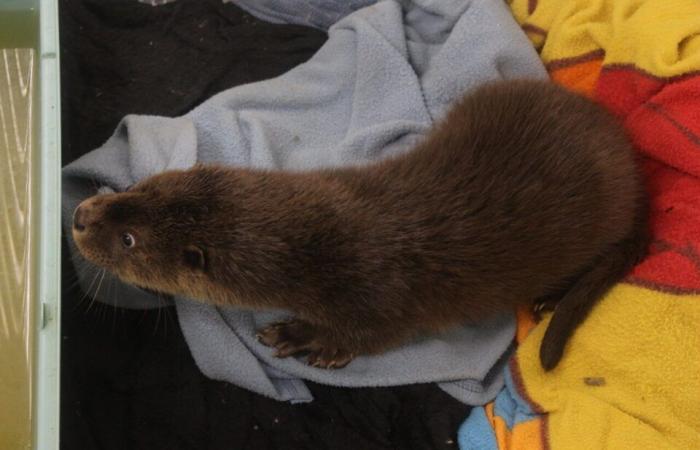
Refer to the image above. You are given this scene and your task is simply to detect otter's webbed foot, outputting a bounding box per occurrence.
[533,292,562,321]
[256,319,355,369]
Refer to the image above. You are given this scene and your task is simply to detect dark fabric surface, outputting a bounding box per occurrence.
[59,1,471,449]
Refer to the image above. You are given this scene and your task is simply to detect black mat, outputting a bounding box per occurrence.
[59,1,471,449]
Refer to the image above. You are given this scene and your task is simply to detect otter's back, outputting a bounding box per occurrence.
[365,80,641,304]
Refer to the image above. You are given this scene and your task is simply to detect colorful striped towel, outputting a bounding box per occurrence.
[459,0,700,448]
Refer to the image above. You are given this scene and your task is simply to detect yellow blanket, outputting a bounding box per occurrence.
[459,1,700,448]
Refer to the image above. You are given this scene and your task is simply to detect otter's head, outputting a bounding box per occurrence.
[71,167,223,299]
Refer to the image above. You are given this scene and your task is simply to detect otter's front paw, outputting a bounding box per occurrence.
[256,319,316,358]
[256,320,355,369]
[533,294,560,321]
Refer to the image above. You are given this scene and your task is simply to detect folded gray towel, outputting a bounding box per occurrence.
[63,0,546,403]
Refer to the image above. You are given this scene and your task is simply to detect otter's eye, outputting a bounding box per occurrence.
[121,232,136,248]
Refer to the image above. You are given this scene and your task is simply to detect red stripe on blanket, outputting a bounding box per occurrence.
[509,352,553,449]
[508,357,546,414]
[528,0,538,15]
[596,69,700,292]
[545,49,605,71]
[522,23,547,36]
[597,69,700,175]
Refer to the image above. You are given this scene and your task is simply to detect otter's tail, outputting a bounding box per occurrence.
[539,213,649,371]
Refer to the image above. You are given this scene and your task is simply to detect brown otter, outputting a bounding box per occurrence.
[71,80,648,371]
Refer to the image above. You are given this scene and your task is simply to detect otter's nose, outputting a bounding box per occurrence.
[73,205,86,231]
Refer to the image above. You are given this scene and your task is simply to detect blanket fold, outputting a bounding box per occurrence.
[62,0,546,403]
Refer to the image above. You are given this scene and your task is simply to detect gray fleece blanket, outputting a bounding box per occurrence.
[63,0,546,403]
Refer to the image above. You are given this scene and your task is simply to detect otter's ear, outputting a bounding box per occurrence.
[183,245,207,271]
